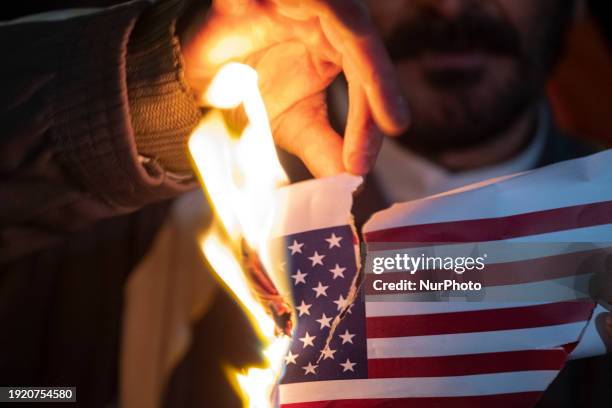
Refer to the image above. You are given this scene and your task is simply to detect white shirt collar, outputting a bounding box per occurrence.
[373,104,549,204]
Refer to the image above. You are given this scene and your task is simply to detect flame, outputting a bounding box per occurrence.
[188,63,292,408]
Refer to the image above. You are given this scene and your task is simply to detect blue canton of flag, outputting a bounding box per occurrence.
[279,225,367,384]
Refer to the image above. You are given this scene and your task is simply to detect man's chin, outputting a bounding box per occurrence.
[396,97,526,153]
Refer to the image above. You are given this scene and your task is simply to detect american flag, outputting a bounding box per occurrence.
[280,225,367,387]
[276,151,612,407]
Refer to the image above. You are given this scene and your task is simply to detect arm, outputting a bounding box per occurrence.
[0,0,201,262]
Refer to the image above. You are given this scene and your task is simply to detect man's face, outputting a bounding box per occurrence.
[367,0,574,153]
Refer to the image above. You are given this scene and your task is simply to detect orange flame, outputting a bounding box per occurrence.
[188,63,292,408]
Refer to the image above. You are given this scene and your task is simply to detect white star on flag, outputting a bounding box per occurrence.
[333,294,348,311]
[325,233,343,249]
[346,303,354,314]
[302,362,318,375]
[340,358,356,372]
[288,240,304,255]
[315,313,332,329]
[284,351,298,365]
[299,332,316,348]
[339,329,355,344]
[312,281,329,298]
[320,346,337,360]
[329,264,346,279]
[296,300,312,317]
[308,251,325,266]
[291,269,307,285]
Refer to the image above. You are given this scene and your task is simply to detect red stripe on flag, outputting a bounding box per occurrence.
[366,301,594,338]
[367,349,567,378]
[281,392,544,408]
[364,200,612,243]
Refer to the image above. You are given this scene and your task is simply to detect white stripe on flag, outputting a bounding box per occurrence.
[279,370,560,403]
[365,301,551,317]
[366,321,587,358]
[570,304,610,359]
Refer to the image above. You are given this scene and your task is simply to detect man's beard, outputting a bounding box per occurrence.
[404,60,538,154]
[383,2,573,154]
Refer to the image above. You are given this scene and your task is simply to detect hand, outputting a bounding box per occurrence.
[180,0,409,177]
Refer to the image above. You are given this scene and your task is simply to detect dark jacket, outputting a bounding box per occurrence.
[0,1,227,407]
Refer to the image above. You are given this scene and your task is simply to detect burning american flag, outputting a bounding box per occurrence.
[189,63,611,408]
[277,150,612,407]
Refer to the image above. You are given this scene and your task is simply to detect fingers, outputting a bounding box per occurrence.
[343,72,383,175]
[315,0,410,135]
[272,95,344,178]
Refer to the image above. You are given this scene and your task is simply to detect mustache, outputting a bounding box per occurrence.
[385,11,521,61]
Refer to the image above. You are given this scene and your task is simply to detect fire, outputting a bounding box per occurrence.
[188,63,293,407]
